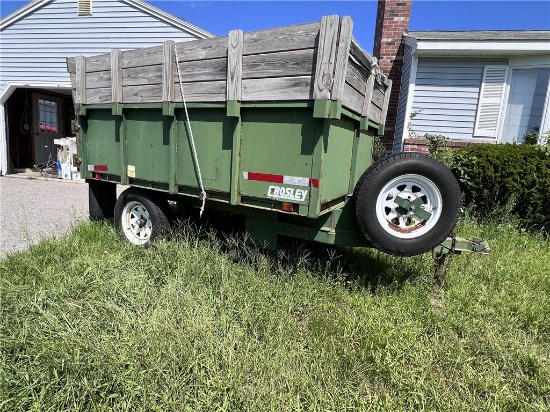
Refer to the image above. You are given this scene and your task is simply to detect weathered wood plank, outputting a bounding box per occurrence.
[242,49,315,79]
[361,73,375,117]
[350,37,375,71]
[332,16,353,101]
[162,40,175,103]
[372,85,385,110]
[122,65,163,87]
[122,59,228,87]
[86,52,111,72]
[379,80,392,126]
[342,83,364,115]
[75,56,87,104]
[243,22,320,55]
[174,81,226,102]
[66,57,75,74]
[176,36,228,62]
[179,58,227,82]
[122,45,163,69]
[313,16,339,100]
[227,30,244,101]
[367,103,382,124]
[345,60,367,95]
[85,70,112,89]
[122,81,226,103]
[111,49,122,104]
[242,76,313,101]
[86,87,111,104]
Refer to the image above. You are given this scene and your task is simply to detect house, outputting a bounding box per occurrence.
[372,0,550,153]
[0,0,213,175]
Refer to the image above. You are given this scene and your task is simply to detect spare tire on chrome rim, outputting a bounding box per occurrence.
[354,153,462,256]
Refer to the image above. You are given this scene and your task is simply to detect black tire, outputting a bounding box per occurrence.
[114,188,171,246]
[354,153,462,256]
[88,180,116,221]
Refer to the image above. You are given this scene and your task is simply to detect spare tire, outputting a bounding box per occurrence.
[354,153,461,256]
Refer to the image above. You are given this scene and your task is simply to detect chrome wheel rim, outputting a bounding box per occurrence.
[375,174,443,239]
[121,201,153,245]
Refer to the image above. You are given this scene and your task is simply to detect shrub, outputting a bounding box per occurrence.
[450,144,550,232]
[423,133,453,167]
[372,135,388,161]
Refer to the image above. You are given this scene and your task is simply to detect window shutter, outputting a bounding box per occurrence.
[474,65,508,138]
[78,0,92,15]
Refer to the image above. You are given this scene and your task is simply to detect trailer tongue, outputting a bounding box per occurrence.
[67,15,489,277]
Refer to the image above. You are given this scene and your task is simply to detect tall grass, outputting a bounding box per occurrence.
[1,218,548,411]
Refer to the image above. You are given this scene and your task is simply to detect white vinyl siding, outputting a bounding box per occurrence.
[408,58,509,140]
[0,0,203,91]
[473,65,509,137]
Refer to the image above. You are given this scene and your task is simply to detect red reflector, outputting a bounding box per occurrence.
[310,179,319,188]
[88,164,108,172]
[247,172,284,184]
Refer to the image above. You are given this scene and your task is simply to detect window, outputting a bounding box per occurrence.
[38,99,58,134]
[501,68,550,143]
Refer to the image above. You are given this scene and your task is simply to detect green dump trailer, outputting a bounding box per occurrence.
[67,16,489,260]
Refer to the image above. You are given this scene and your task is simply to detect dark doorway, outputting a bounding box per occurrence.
[7,88,74,168]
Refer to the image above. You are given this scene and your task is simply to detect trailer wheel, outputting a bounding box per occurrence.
[354,153,461,256]
[114,188,171,246]
[88,180,116,221]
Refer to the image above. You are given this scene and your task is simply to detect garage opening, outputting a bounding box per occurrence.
[6,87,75,173]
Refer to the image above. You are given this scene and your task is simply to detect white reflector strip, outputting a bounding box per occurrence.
[283,175,309,187]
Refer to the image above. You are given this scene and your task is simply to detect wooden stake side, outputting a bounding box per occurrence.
[75,55,87,105]
[111,49,122,105]
[332,16,353,101]
[227,30,244,101]
[162,40,175,103]
[313,15,339,100]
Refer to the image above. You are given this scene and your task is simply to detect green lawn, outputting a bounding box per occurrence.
[1,219,548,411]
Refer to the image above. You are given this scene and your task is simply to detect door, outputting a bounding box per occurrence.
[32,93,63,165]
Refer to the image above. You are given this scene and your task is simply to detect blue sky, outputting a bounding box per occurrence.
[1,1,549,52]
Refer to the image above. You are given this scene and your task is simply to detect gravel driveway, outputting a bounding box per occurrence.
[0,176,89,258]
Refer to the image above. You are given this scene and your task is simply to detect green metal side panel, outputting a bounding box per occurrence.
[83,109,121,177]
[125,109,170,183]
[176,108,233,193]
[239,107,316,207]
[350,130,375,191]
[318,116,356,204]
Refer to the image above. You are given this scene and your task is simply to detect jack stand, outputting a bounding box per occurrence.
[432,235,491,286]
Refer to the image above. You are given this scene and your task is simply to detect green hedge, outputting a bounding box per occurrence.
[450,144,550,232]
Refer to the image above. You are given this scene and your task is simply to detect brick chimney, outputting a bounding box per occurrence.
[373,0,412,150]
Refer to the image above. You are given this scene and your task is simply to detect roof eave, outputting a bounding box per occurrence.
[121,0,215,39]
[414,40,550,56]
[0,0,53,30]
[1,0,215,39]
